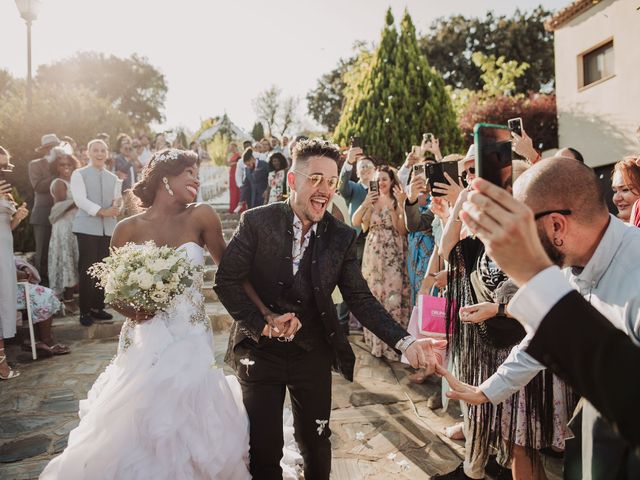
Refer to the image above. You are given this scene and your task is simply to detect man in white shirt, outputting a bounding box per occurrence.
[440,159,640,479]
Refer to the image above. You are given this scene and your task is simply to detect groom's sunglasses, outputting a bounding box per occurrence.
[294,171,339,191]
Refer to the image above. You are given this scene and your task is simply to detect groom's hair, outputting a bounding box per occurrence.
[291,138,340,169]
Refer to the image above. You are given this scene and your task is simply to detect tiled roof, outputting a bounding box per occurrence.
[545,0,603,31]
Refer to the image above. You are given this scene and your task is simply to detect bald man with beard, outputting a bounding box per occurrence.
[441,158,640,480]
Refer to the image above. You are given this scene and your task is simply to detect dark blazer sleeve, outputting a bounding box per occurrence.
[29,159,54,194]
[404,200,434,233]
[213,212,265,342]
[337,230,408,350]
[526,290,640,447]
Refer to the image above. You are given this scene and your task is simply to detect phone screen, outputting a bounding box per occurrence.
[474,124,513,190]
[427,161,459,197]
[507,118,523,137]
[369,180,379,193]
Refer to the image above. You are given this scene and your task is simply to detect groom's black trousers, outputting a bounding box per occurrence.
[235,338,333,480]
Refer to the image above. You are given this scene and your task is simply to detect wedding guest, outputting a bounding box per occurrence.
[227,143,241,213]
[339,148,376,259]
[1,146,27,380]
[29,133,61,286]
[136,133,153,167]
[281,136,291,161]
[353,165,410,360]
[270,136,282,153]
[48,148,80,309]
[114,134,137,191]
[234,140,253,213]
[445,160,640,479]
[242,148,269,208]
[266,152,288,204]
[612,156,640,225]
[15,258,70,356]
[70,139,121,327]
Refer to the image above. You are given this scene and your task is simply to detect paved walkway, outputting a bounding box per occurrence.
[0,319,470,479]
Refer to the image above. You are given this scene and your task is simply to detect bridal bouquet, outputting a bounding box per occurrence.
[88,241,202,313]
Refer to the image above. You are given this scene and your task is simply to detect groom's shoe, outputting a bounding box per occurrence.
[79,313,94,327]
[433,464,481,480]
[91,309,113,321]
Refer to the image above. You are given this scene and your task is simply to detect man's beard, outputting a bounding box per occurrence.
[538,229,566,267]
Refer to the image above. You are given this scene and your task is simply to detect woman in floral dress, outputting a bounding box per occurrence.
[266,152,289,204]
[48,149,80,309]
[352,165,410,360]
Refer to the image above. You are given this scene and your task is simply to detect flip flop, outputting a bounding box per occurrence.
[22,342,54,358]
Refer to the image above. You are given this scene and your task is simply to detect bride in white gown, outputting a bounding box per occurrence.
[40,148,299,479]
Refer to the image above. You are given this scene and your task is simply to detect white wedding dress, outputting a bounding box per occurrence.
[40,243,268,479]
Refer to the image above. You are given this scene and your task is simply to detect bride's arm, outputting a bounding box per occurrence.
[198,205,275,335]
[109,219,155,321]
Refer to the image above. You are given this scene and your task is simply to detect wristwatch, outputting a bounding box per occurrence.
[497,303,507,317]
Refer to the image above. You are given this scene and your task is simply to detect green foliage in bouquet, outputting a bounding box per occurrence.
[89,242,203,313]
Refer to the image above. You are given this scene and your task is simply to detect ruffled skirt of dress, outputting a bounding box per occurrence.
[39,310,251,480]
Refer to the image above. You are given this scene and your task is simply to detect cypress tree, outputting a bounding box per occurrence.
[334,9,462,165]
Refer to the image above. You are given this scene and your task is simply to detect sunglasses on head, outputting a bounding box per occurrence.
[294,171,339,190]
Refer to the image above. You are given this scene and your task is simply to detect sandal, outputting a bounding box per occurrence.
[48,343,71,355]
[0,348,20,380]
[21,341,54,358]
[442,422,466,441]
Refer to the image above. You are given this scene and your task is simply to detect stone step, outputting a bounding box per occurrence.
[202,280,218,301]
[206,302,233,332]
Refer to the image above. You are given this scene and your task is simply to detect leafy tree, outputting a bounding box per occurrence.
[459,93,558,151]
[334,9,462,166]
[419,7,554,94]
[251,121,265,141]
[252,86,298,137]
[0,82,132,251]
[306,52,361,132]
[0,69,16,97]
[36,52,167,128]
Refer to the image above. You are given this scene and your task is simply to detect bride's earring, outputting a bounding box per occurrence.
[162,177,174,196]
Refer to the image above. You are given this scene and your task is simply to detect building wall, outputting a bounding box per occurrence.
[554,0,640,167]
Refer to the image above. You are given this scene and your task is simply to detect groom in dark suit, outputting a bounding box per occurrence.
[214,138,439,479]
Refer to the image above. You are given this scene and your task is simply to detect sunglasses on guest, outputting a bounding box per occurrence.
[461,167,475,180]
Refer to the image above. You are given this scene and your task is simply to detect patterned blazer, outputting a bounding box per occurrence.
[214,201,408,381]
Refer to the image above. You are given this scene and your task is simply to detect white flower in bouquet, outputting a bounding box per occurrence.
[88,241,202,315]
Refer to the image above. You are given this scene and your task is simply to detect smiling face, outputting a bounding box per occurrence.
[168,164,200,204]
[56,156,75,179]
[356,158,375,183]
[88,140,109,168]
[612,170,640,222]
[288,155,338,224]
[376,170,392,195]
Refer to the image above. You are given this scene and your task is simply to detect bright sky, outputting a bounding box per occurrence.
[1,0,568,134]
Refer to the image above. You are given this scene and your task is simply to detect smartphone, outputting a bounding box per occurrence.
[350,136,363,149]
[427,161,459,197]
[412,164,426,181]
[0,168,14,184]
[369,180,379,193]
[474,123,513,190]
[422,133,434,144]
[507,118,523,137]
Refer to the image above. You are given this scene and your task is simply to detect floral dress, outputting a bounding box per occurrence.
[407,201,435,306]
[361,206,410,360]
[16,283,62,324]
[267,169,287,204]
[48,178,79,295]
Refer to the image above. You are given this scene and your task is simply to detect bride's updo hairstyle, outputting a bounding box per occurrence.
[132,148,198,208]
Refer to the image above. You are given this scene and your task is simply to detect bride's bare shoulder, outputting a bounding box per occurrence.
[112,213,147,247]
[189,203,222,224]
